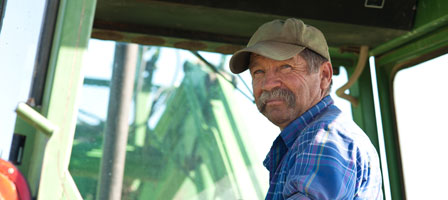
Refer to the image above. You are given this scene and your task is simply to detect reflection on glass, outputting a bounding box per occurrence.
[70,40,264,200]
[70,39,351,200]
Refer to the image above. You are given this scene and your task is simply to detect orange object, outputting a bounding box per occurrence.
[0,159,31,200]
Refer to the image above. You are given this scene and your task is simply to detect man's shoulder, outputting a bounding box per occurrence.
[300,104,372,148]
[287,105,383,200]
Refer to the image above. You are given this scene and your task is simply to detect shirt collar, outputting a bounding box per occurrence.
[279,95,334,149]
[262,95,334,172]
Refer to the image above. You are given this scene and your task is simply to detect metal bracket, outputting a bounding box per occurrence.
[365,0,385,9]
[336,45,369,107]
[15,103,58,137]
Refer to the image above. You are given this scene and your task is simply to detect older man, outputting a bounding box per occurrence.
[229,18,383,199]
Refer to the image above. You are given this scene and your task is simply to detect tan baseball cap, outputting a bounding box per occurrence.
[229,18,330,74]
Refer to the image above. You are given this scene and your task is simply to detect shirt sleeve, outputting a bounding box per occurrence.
[283,123,358,200]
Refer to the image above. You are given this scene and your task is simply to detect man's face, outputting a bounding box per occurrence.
[249,53,324,130]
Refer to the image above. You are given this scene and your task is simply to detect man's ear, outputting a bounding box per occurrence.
[319,61,333,92]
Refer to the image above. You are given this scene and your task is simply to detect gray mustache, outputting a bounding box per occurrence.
[256,88,296,112]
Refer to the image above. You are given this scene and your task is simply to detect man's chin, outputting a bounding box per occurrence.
[263,110,294,128]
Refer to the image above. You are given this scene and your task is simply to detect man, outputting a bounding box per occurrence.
[229,18,383,199]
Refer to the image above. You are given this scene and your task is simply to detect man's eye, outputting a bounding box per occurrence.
[253,69,264,75]
[280,64,292,70]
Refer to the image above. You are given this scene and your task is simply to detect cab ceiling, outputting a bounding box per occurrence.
[92,0,417,54]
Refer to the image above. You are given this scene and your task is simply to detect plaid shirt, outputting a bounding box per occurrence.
[263,96,383,200]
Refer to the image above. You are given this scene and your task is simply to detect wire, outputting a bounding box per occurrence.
[237,74,253,95]
[79,109,104,122]
[190,51,255,103]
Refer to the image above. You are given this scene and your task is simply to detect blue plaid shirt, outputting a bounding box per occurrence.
[264,96,383,200]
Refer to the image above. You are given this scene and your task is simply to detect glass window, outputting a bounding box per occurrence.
[69,39,351,199]
[0,0,47,159]
[394,53,448,199]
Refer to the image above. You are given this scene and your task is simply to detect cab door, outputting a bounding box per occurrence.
[0,0,97,199]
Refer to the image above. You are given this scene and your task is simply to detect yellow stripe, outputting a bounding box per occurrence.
[305,130,330,194]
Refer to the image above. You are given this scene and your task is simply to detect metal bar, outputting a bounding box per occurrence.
[0,0,7,33]
[376,25,448,67]
[328,47,358,60]
[97,43,138,200]
[191,51,255,103]
[133,47,157,147]
[191,51,219,73]
[368,56,392,200]
[15,103,56,137]
[30,0,97,198]
[373,64,407,200]
[83,77,110,87]
[28,0,61,106]
[335,45,369,106]
[370,14,448,56]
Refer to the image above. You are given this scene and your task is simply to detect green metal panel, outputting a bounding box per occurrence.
[92,0,410,52]
[374,63,406,200]
[370,14,448,57]
[369,0,448,57]
[345,56,409,199]
[343,59,397,199]
[347,64,380,152]
[14,116,37,177]
[132,47,159,147]
[414,0,448,29]
[13,104,58,189]
[376,25,448,68]
[17,0,97,199]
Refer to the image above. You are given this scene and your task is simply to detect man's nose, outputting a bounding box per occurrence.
[262,71,281,91]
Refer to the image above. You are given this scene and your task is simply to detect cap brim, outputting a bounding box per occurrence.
[229,40,306,74]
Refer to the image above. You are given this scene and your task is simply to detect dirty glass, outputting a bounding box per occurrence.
[69,39,351,200]
[393,53,448,200]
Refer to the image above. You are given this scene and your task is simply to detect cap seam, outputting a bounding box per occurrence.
[293,19,299,45]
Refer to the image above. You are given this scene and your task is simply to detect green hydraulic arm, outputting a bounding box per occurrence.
[69,53,265,199]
